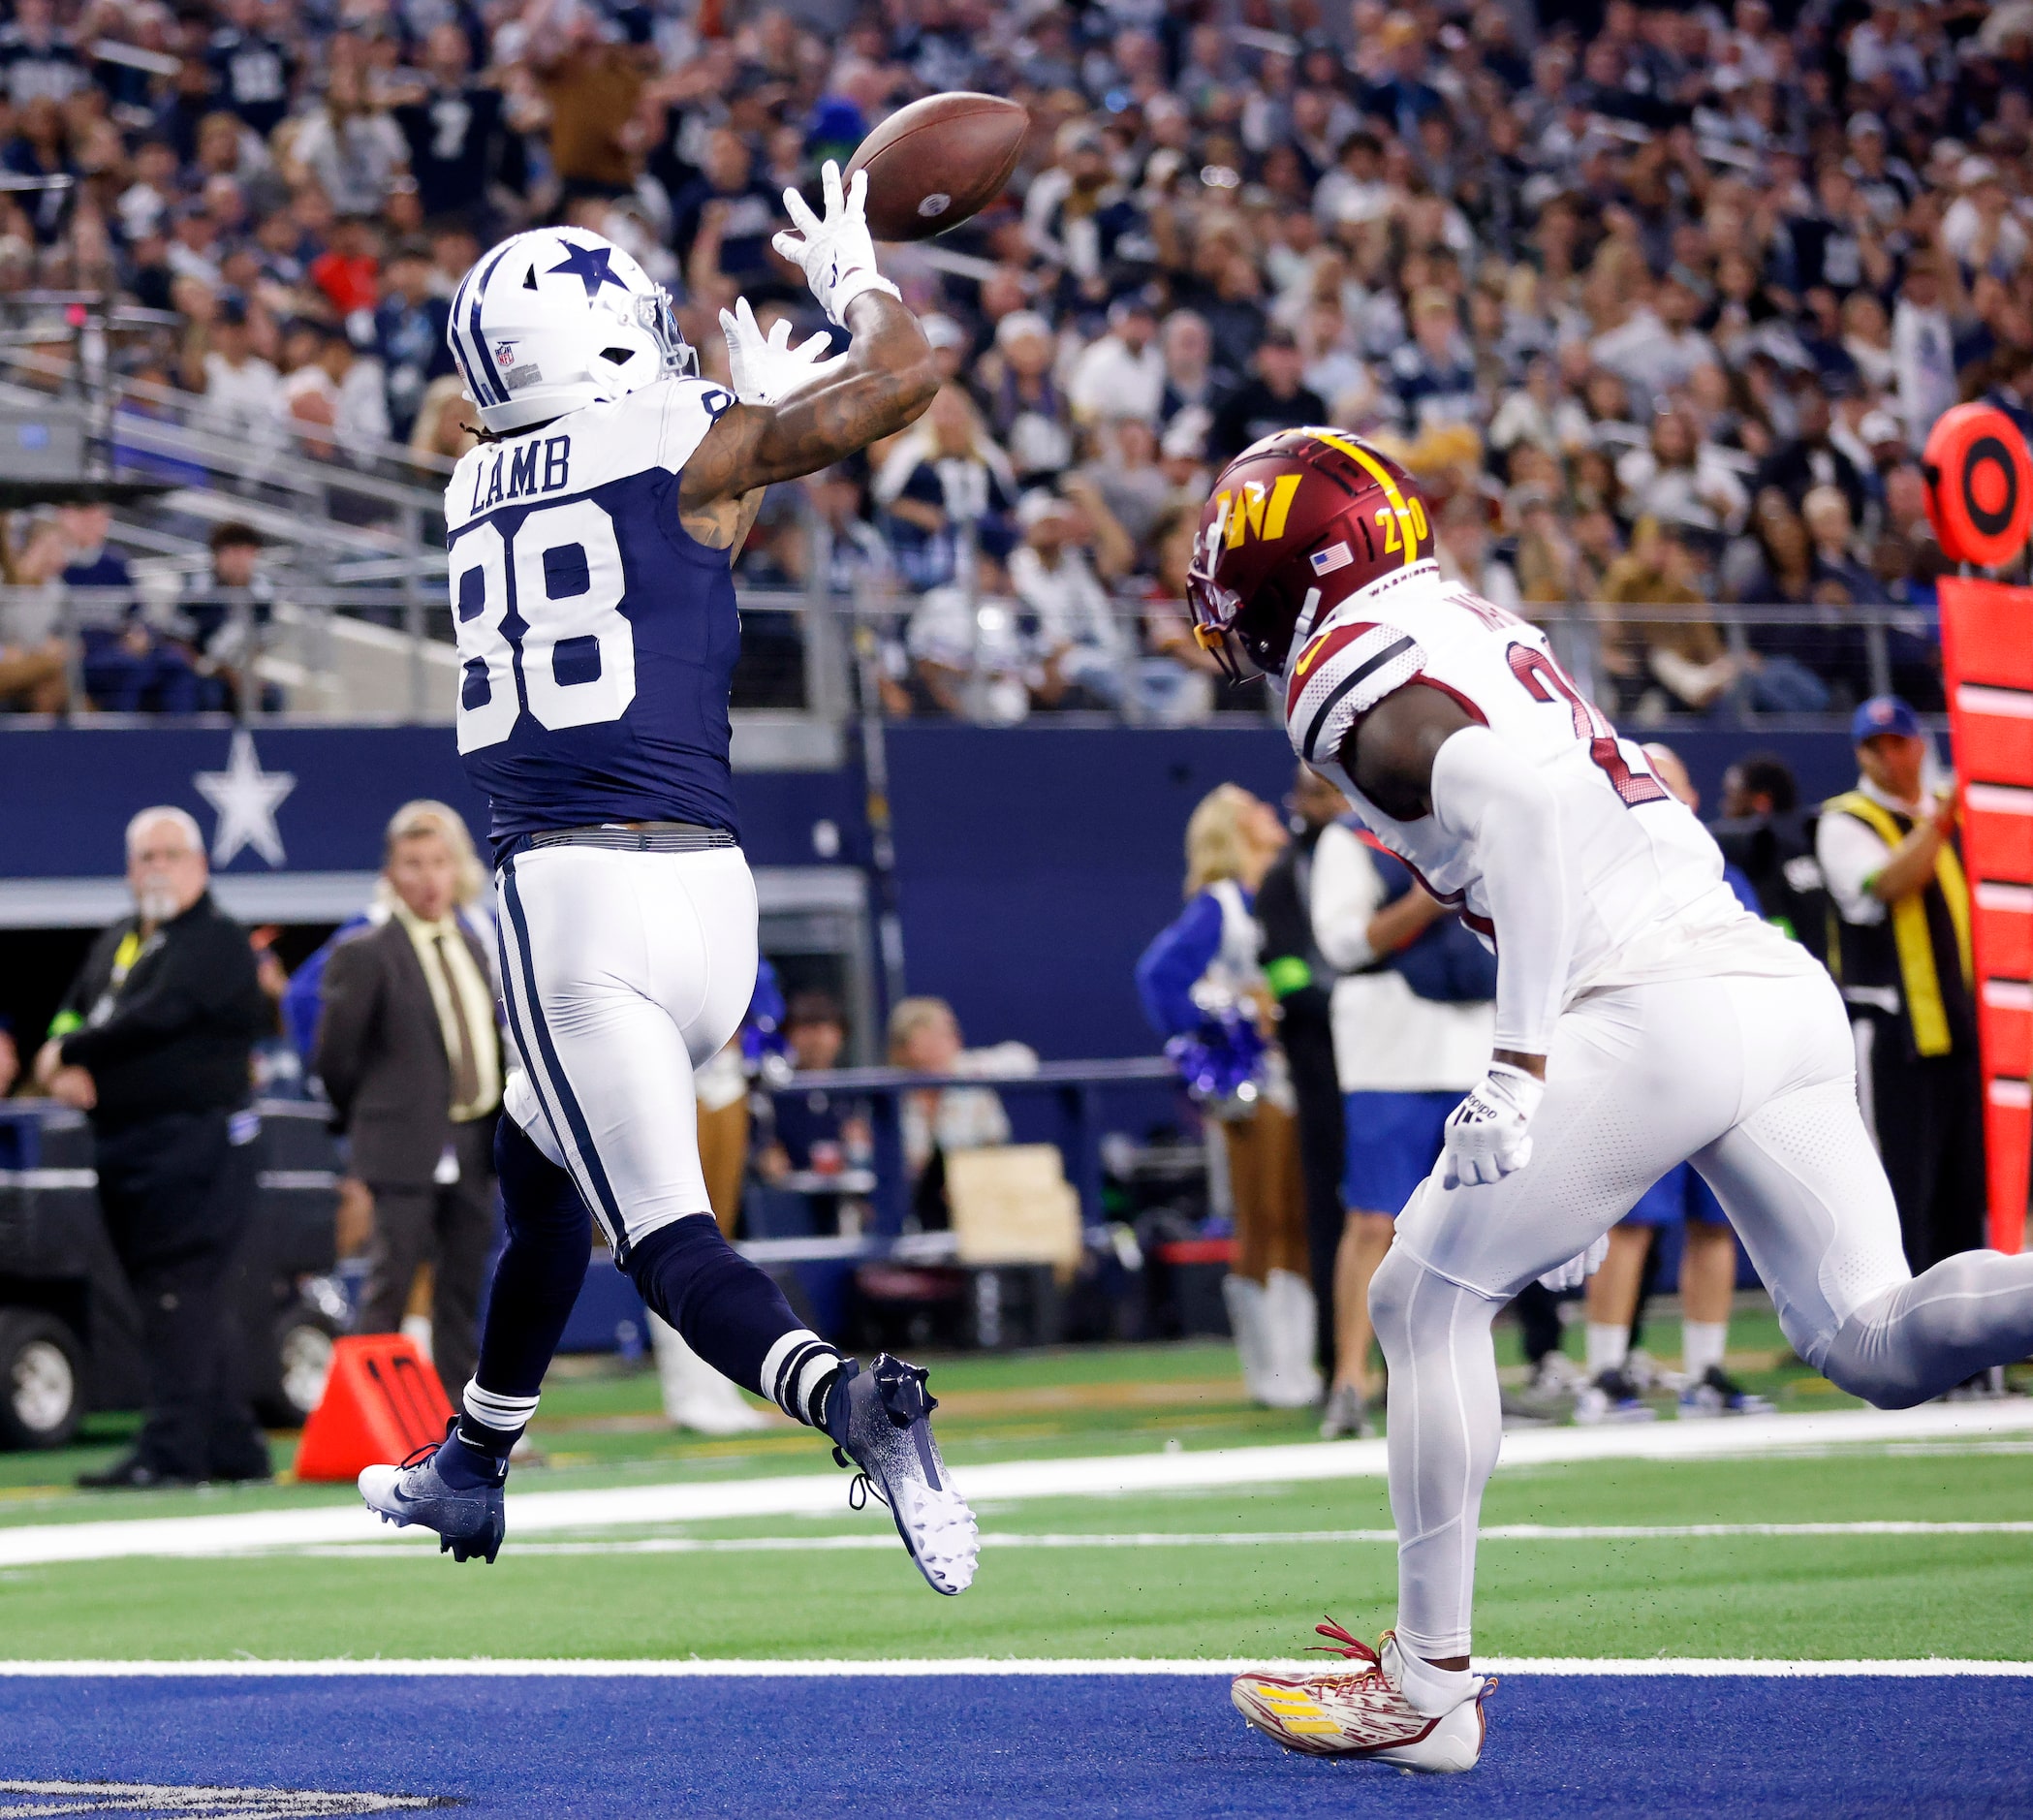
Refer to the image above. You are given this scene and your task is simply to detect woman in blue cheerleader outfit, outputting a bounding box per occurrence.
[1137,784,1319,1409]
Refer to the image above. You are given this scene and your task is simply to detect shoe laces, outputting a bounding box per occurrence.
[1305,1617,1386,1683]
[842,1465,889,1514]
[398,1416,460,1472]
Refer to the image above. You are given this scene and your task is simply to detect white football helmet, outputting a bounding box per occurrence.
[447,226,697,434]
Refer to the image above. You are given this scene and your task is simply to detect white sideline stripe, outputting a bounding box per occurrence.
[283,1520,2033,1558]
[4,1401,2031,1569]
[0,1658,2027,1680]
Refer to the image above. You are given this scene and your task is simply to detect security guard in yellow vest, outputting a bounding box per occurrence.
[1815,697,1983,1273]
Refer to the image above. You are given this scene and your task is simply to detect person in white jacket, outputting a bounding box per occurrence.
[1309,820,1494,1437]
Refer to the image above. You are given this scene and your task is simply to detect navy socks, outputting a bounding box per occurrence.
[625,1214,842,1428]
[459,1119,841,1459]
[458,1116,592,1457]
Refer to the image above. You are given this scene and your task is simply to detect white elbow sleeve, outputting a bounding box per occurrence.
[1429,724,1574,1055]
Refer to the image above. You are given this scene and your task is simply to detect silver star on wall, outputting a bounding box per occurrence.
[194,730,297,867]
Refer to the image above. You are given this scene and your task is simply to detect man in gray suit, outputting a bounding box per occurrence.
[316,801,502,1402]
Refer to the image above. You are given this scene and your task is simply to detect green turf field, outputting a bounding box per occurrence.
[2,1318,2029,1665]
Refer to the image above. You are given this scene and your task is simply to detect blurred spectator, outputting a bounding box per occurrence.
[1156,309,1226,434]
[1209,325,1326,462]
[1710,751,1829,954]
[1755,386,1869,523]
[286,62,408,218]
[1069,293,1165,425]
[373,239,454,443]
[280,316,390,457]
[1008,484,1132,712]
[315,800,501,1406]
[759,991,871,1243]
[1802,486,1890,607]
[1616,408,1748,537]
[1891,254,1961,449]
[1077,415,1172,555]
[37,807,270,1488]
[409,374,481,466]
[980,310,1075,486]
[60,502,196,716]
[873,386,1016,592]
[905,550,1034,725]
[1817,699,1984,1276]
[0,514,71,713]
[1392,288,1482,434]
[1598,518,1723,718]
[390,26,509,225]
[167,521,276,716]
[887,996,1035,1234]
[532,3,658,203]
[1433,494,1519,612]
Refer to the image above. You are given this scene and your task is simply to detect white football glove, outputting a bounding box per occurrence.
[771,160,900,329]
[717,296,843,406]
[1441,1061,1545,1189]
[1537,1233,1610,1294]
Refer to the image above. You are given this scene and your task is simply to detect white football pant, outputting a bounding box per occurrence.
[495,844,758,1258]
[1371,961,2033,1664]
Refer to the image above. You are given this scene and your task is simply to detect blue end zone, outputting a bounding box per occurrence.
[4,1675,2027,1817]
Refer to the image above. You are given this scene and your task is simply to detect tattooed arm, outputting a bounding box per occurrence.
[676,290,937,549]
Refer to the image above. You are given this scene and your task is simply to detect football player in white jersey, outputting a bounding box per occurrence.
[1192,429,2033,1771]
[357,166,978,1597]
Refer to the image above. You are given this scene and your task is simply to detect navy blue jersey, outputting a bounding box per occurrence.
[446,378,742,860]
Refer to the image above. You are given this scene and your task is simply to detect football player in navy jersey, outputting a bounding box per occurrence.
[359,165,979,1597]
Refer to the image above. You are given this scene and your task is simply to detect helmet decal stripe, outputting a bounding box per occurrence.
[444,271,487,409]
[465,243,517,407]
[1305,428,1419,570]
[448,261,495,405]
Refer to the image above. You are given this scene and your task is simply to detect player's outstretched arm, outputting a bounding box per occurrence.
[678,162,937,545]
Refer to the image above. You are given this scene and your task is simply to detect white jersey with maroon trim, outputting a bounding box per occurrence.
[1282,562,1799,1002]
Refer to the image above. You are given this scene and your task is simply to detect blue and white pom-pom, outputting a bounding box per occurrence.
[1166,1009,1267,1104]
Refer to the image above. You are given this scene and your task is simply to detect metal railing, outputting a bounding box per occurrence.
[2,577,1942,731]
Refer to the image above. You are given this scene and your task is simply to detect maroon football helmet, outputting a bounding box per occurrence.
[1187,428,1437,681]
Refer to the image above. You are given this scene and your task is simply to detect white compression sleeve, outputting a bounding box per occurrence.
[1428,723,1574,1056]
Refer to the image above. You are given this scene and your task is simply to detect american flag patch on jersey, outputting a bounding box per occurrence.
[1310,543,1353,576]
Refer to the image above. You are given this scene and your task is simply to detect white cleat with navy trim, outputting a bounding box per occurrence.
[1231,1622,1491,1773]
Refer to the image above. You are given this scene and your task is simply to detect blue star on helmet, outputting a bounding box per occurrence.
[547,242,627,298]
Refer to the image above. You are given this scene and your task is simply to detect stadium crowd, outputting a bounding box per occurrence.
[1,0,2027,719]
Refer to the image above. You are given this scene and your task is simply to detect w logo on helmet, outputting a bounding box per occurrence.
[1217,474,1302,548]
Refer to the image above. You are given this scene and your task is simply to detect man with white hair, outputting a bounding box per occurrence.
[315,800,502,1405]
[37,806,271,1487]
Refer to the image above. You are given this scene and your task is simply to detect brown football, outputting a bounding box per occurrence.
[846,93,1029,242]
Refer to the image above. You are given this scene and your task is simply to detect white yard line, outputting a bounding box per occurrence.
[4,1400,2029,1569]
[279,1520,2033,1558]
[0,1658,2027,1679]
